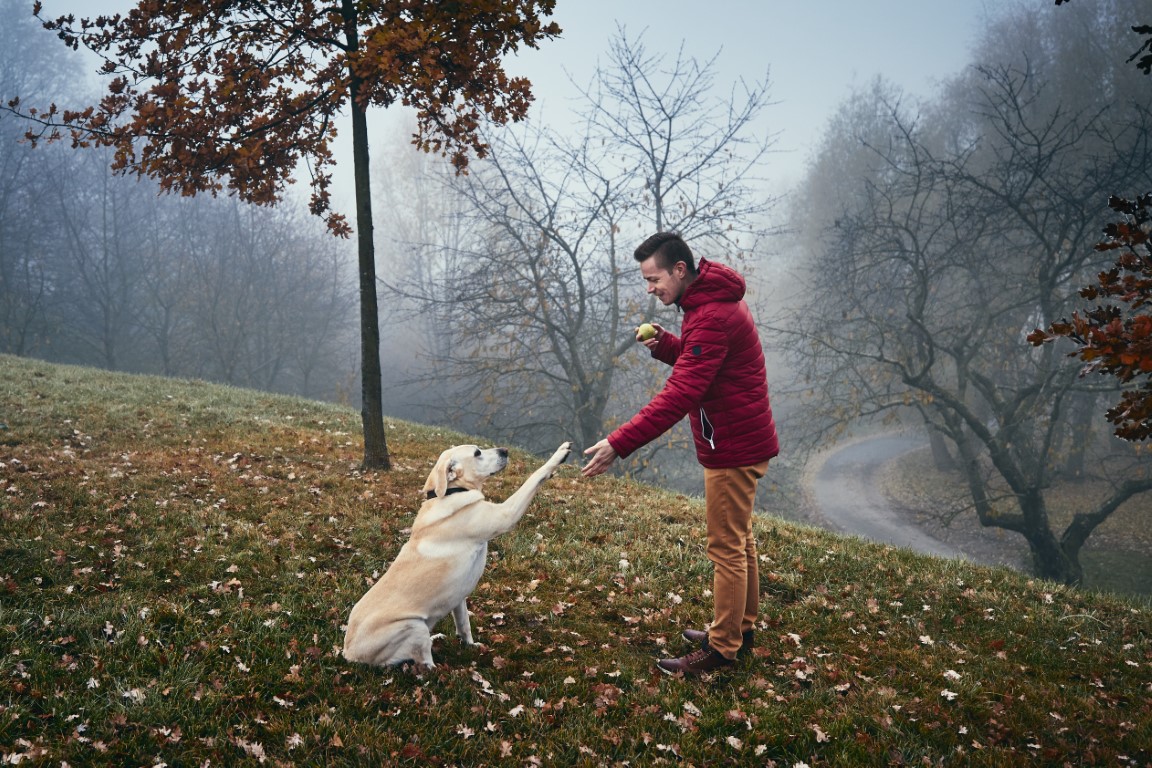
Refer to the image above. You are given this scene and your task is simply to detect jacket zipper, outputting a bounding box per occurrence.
[700,408,715,450]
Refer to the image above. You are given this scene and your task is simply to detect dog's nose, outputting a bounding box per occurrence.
[497,447,509,458]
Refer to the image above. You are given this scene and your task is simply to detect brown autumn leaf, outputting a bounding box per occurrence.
[22,1,561,236]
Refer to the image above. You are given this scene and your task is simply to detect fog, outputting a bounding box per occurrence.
[2,0,1150,590]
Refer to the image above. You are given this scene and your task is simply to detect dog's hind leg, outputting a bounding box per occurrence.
[451,600,475,645]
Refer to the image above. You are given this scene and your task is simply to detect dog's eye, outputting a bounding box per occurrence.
[474,449,482,457]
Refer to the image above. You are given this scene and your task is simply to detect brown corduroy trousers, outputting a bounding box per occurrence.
[703,460,769,659]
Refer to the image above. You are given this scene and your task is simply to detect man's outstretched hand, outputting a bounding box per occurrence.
[581,439,618,478]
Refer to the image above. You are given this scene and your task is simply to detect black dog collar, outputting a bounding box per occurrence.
[425,487,471,500]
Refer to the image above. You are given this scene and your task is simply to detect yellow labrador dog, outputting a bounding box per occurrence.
[343,441,572,668]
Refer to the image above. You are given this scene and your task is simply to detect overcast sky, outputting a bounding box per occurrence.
[38,0,1017,203]
[505,0,1004,194]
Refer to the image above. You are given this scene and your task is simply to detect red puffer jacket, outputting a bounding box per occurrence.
[608,259,779,469]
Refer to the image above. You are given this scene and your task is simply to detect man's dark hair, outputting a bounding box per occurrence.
[634,232,697,274]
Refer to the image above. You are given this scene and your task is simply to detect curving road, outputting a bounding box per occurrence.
[809,434,967,560]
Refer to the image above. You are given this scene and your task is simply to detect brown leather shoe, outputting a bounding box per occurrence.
[682,628,754,654]
[656,647,735,676]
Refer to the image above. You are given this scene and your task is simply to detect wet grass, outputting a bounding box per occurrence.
[1,354,1150,766]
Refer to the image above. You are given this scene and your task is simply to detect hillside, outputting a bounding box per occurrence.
[1,354,1149,766]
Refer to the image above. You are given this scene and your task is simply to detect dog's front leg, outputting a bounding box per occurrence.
[458,442,572,541]
[495,441,572,526]
[451,600,475,645]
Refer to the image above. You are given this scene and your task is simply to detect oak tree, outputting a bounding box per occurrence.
[9,0,560,468]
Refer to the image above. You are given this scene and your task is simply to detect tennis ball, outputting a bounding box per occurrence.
[636,323,657,341]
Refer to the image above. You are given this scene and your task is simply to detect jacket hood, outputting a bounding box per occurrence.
[679,259,745,310]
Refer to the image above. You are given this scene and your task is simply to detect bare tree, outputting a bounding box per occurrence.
[370,120,476,425]
[0,3,356,396]
[0,0,80,356]
[159,197,355,395]
[49,149,165,370]
[389,29,778,466]
[578,28,775,244]
[135,200,199,377]
[782,2,1152,584]
[439,127,633,451]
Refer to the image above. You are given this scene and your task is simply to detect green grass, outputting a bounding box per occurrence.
[1,354,1150,766]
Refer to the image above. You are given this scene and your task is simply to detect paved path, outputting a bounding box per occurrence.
[809,434,966,559]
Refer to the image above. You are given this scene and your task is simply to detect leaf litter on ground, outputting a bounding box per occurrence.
[0,354,1149,766]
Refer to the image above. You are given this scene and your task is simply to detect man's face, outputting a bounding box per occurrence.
[640,256,689,305]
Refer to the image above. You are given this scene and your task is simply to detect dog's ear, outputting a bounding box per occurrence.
[422,449,460,498]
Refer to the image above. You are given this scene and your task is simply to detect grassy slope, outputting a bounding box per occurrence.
[1,354,1149,767]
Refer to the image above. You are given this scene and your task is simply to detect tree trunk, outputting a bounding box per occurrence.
[343,0,390,470]
[927,428,956,471]
[958,429,1084,586]
[1062,393,1095,482]
[1019,490,1083,586]
[1026,532,1083,586]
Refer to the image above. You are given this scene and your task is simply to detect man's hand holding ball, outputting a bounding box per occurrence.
[635,322,663,349]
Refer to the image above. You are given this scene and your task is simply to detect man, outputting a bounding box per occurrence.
[582,232,779,676]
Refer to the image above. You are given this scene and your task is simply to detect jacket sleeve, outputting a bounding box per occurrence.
[608,311,728,458]
[651,332,680,366]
